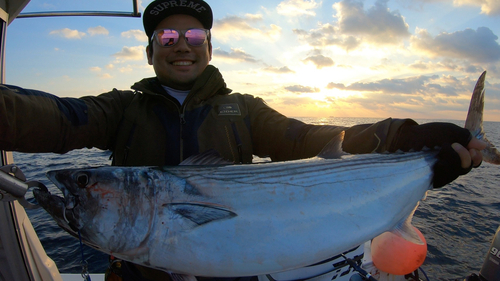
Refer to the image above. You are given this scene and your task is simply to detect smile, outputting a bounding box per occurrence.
[172,61,193,66]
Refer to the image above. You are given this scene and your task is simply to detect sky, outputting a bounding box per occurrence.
[4,0,500,121]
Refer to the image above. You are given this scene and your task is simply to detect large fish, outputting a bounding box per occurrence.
[33,71,499,277]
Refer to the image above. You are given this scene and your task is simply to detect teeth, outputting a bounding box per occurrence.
[173,61,193,66]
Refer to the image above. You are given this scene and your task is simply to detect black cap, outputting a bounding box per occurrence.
[143,0,213,40]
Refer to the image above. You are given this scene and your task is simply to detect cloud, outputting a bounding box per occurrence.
[263,66,295,73]
[213,48,260,63]
[321,74,491,118]
[293,23,361,51]
[89,66,101,72]
[118,66,134,73]
[453,0,500,16]
[88,26,109,36]
[410,27,500,63]
[213,14,282,42]
[334,0,411,45]
[293,0,408,51]
[49,28,86,39]
[276,0,321,17]
[112,46,145,61]
[280,96,318,106]
[326,75,463,96]
[294,23,343,47]
[326,82,346,89]
[99,73,113,79]
[406,59,485,74]
[285,85,321,93]
[302,53,335,69]
[122,29,148,42]
[406,0,499,16]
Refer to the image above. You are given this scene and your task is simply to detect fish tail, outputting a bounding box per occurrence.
[464,71,500,164]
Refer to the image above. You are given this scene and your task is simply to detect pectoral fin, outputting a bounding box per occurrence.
[168,203,237,225]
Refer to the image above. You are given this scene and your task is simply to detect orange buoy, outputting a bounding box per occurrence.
[371,226,427,275]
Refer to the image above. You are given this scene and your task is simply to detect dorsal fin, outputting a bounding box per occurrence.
[179,149,233,166]
[317,131,345,159]
[169,273,197,281]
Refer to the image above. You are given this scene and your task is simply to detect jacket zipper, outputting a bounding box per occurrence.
[153,93,186,163]
[141,86,195,164]
[179,89,198,162]
[179,110,186,162]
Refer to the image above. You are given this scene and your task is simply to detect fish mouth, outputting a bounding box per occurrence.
[46,170,80,209]
[32,170,81,232]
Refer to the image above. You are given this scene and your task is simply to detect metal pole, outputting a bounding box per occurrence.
[17,10,141,18]
[0,15,33,281]
[17,0,141,19]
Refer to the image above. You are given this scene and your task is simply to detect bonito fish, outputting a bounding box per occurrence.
[33,71,500,277]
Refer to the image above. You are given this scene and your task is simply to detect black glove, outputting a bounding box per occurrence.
[433,144,473,188]
[391,122,473,188]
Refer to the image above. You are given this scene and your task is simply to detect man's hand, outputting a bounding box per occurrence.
[433,137,486,188]
[452,138,486,169]
[391,122,486,188]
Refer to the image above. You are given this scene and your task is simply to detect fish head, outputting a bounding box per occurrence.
[46,168,102,228]
[33,166,151,253]
[32,180,75,232]
[33,167,114,234]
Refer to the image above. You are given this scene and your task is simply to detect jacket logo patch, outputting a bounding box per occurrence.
[218,104,241,116]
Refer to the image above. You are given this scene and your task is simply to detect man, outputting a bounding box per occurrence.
[0,0,485,280]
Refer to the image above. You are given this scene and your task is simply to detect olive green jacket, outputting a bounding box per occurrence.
[0,65,415,166]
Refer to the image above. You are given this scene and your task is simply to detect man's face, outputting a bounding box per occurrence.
[147,14,212,90]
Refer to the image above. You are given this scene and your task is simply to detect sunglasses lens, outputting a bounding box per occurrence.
[185,29,207,46]
[154,29,207,47]
[158,30,179,47]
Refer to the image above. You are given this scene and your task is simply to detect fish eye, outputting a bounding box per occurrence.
[76,173,89,188]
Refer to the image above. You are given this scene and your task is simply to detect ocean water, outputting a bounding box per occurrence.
[15,117,500,280]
